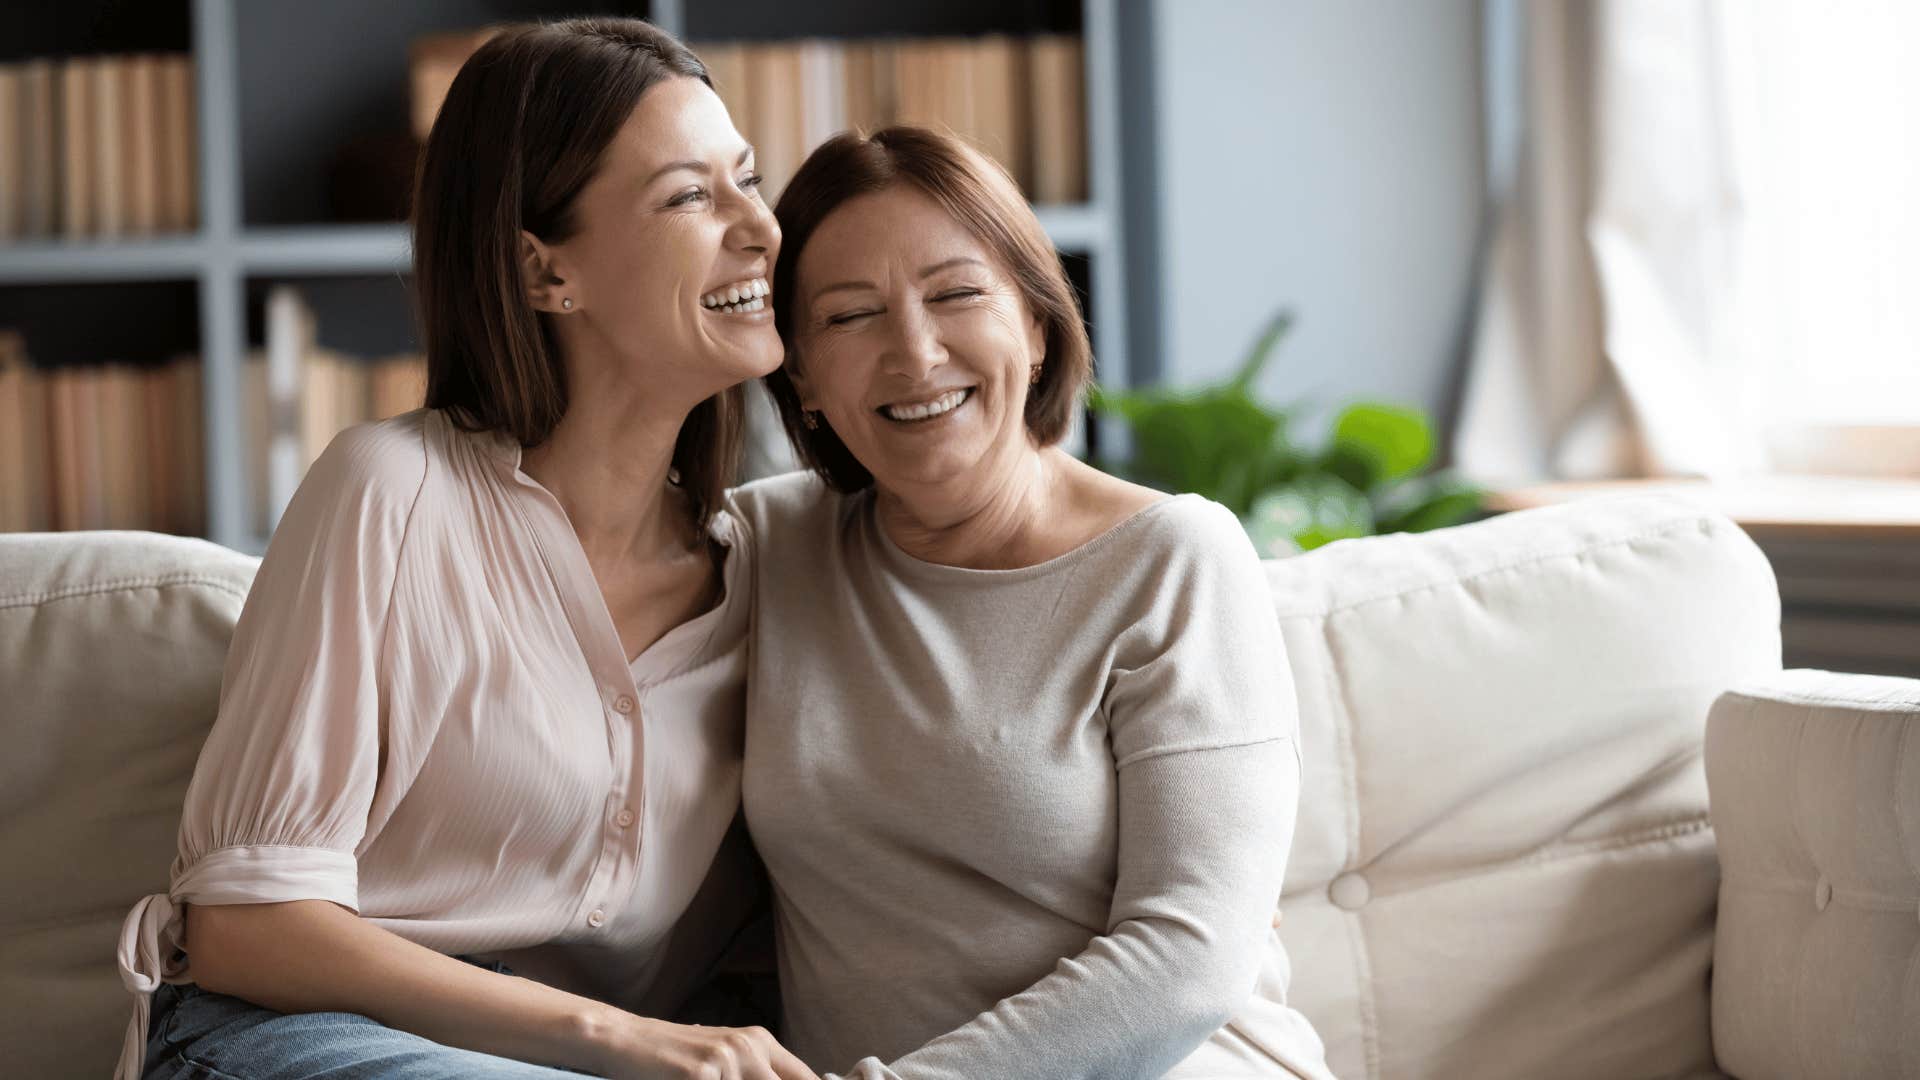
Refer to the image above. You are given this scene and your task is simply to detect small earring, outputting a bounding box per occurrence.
[561,298,573,310]
[1029,363,1043,385]
[802,410,820,430]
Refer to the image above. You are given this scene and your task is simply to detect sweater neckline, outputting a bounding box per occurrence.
[861,488,1198,586]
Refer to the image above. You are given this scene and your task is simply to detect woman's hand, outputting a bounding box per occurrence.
[594,1015,821,1080]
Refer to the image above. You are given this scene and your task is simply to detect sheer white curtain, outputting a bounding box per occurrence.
[1454,0,1920,486]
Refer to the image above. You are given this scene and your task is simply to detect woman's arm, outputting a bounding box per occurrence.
[185,900,814,1079]
[829,740,1298,1080]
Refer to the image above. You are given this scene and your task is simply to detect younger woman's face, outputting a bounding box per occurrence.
[536,76,782,400]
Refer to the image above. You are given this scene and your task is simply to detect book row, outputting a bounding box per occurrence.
[410,32,1087,205]
[0,335,205,534]
[0,53,200,242]
[0,327,425,537]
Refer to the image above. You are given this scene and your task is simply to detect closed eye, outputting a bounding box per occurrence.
[825,310,877,327]
[933,288,983,302]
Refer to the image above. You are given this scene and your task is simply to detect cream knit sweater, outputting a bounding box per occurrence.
[730,472,1335,1080]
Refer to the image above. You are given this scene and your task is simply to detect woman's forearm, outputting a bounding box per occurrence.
[184,899,633,1074]
[834,741,1297,1080]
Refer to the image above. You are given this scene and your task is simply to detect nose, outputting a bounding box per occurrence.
[726,187,778,258]
[880,300,946,381]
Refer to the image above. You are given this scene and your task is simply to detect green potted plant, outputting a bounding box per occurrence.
[1089,310,1483,556]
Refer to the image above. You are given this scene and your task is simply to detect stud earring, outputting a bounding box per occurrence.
[1029,363,1043,385]
[802,410,820,430]
[561,298,573,310]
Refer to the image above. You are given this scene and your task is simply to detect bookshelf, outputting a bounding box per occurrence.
[0,0,1135,555]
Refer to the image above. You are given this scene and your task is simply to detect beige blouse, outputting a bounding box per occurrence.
[115,408,752,1080]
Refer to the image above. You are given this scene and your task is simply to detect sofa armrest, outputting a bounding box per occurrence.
[1704,669,1920,1080]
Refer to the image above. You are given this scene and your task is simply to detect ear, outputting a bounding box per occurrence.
[1027,311,1047,370]
[785,353,821,412]
[520,230,573,313]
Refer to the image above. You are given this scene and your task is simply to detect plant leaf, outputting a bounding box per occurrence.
[1246,475,1374,553]
[1330,403,1433,486]
[1231,309,1296,392]
[1374,474,1485,534]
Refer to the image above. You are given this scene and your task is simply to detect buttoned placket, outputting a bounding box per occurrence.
[494,440,651,939]
[586,675,649,934]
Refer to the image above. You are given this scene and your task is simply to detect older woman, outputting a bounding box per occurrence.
[729,128,1337,1079]
[116,19,813,1080]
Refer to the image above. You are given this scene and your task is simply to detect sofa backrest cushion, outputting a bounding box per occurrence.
[1268,496,1781,1080]
[0,531,258,1079]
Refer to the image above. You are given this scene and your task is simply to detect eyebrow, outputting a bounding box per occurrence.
[643,146,755,187]
[810,257,990,305]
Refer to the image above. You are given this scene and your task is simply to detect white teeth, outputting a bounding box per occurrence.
[701,277,770,310]
[882,389,969,422]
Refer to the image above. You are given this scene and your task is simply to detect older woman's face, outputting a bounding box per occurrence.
[790,185,1047,496]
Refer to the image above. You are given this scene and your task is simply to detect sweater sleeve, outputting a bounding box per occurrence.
[832,503,1303,1080]
[169,420,428,914]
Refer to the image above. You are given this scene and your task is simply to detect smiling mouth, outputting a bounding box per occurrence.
[700,277,769,315]
[878,388,973,423]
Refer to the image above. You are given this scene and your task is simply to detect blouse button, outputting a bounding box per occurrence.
[615,807,636,829]
[613,694,635,715]
[586,908,606,928]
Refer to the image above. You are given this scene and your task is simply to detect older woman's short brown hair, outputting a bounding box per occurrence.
[413,17,743,527]
[766,126,1094,492]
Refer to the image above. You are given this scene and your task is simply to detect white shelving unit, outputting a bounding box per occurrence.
[0,0,1133,554]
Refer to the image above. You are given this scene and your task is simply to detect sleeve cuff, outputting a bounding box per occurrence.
[173,844,360,912]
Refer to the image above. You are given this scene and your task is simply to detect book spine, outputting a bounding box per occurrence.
[159,54,196,231]
[59,58,96,237]
[173,355,205,536]
[18,60,58,237]
[126,54,161,234]
[0,336,36,531]
[245,350,266,537]
[797,40,846,158]
[1026,36,1087,204]
[745,44,806,200]
[90,56,126,237]
[371,353,426,419]
[96,363,139,529]
[144,360,176,533]
[265,285,311,529]
[969,36,1028,192]
[47,369,81,529]
[0,64,21,241]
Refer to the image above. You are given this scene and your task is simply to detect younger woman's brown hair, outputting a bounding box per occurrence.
[766,126,1094,492]
[412,17,743,525]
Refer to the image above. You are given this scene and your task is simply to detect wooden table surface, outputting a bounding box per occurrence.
[1483,475,1920,542]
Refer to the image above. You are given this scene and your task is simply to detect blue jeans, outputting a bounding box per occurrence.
[142,960,586,1080]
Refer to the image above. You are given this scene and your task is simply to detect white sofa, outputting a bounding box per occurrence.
[2,494,1914,1079]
